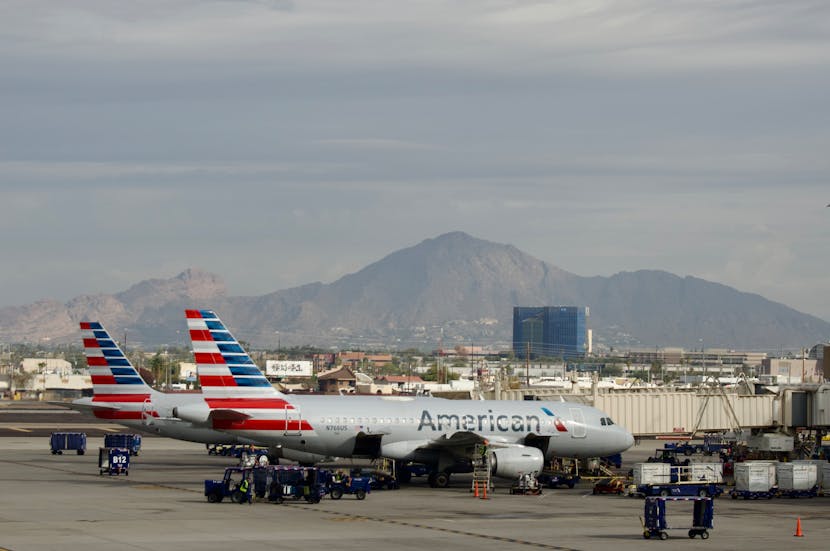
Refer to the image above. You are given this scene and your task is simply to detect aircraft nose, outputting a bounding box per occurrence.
[621,429,635,451]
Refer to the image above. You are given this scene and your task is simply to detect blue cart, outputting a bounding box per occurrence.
[98,447,130,476]
[642,497,714,540]
[50,432,86,455]
[104,433,142,455]
[326,472,372,500]
[205,466,255,504]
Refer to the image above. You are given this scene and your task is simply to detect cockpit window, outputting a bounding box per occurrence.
[600,418,607,426]
[606,417,615,425]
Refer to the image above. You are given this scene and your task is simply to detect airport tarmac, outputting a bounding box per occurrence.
[0,437,828,551]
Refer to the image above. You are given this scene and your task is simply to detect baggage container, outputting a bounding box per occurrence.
[747,434,793,452]
[104,433,141,455]
[791,460,824,487]
[734,462,776,493]
[776,462,817,491]
[633,463,672,486]
[685,463,723,484]
[821,463,830,495]
[50,432,87,455]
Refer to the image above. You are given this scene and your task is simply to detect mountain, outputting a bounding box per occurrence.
[1,233,828,350]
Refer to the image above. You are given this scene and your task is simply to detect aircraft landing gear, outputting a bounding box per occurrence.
[428,470,451,488]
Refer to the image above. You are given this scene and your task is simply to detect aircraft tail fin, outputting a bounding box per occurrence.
[79,321,155,417]
[186,309,281,401]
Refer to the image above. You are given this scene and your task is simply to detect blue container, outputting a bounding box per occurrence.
[50,432,87,455]
[104,433,141,455]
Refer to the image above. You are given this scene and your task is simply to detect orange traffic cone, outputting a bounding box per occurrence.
[473,482,479,498]
[481,483,488,500]
[794,517,804,537]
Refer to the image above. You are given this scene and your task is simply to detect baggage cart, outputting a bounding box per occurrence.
[50,432,87,455]
[98,447,130,476]
[326,471,372,500]
[642,496,714,540]
[104,433,142,455]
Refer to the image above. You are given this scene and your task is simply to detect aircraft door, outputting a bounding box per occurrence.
[569,408,586,438]
[284,406,302,436]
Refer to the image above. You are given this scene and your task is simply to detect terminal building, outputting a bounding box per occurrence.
[513,306,588,359]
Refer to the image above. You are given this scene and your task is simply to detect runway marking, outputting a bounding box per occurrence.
[310,506,583,550]
[8,427,31,433]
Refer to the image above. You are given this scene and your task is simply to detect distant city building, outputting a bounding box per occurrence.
[513,306,588,359]
[19,358,73,374]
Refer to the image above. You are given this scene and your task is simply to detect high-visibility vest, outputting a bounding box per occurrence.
[240,480,249,493]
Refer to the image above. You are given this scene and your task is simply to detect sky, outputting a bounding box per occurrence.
[1,0,829,321]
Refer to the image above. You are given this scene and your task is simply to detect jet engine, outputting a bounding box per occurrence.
[490,446,545,479]
[172,402,211,425]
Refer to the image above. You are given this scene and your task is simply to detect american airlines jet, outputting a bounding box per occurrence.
[69,322,326,464]
[176,310,635,487]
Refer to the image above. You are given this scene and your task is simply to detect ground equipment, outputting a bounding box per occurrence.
[267,465,325,504]
[642,496,714,540]
[50,432,86,455]
[104,433,142,456]
[510,472,542,495]
[326,471,372,500]
[204,466,255,504]
[98,447,130,476]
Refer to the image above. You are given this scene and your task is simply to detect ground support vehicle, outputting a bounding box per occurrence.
[778,486,819,498]
[729,488,777,500]
[592,477,627,495]
[537,471,580,489]
[267,466,325,504]
[510,473,542,495]
[647,448,691,466]
[351,468,399,490]
[204,466,255,504]
[326,473,372,500]
[638,482,723,498]
[642,497,714,540]
[50,432,86,455]
[98,447,130,476]
[104,433,141,456]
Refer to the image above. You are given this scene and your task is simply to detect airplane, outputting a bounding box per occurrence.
[175,309,635,487]
[68,321,326,464]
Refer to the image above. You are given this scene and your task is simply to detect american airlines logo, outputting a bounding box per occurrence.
[417,408,567,433]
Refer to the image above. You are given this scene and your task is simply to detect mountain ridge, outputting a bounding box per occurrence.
[0,233,827,351]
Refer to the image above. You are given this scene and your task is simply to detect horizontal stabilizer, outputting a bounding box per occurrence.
[56,399,122,412]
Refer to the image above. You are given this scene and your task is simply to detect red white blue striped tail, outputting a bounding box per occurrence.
[80,321,153,419]
[186,309,280,401]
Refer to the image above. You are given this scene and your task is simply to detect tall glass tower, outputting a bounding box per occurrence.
[513,306,587,359]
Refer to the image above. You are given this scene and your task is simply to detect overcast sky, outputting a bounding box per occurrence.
[1,0,828,321]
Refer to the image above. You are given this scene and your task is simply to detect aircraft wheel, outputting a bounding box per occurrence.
[433,472,451,488]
